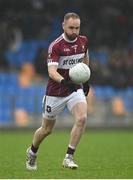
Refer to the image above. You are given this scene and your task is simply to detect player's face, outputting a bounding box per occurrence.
[63,18,80,41]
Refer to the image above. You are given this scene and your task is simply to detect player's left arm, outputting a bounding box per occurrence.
[83,49,90,96]
[83,49,89,66]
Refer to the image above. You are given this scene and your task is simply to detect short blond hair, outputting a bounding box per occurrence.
[64,12,80,21]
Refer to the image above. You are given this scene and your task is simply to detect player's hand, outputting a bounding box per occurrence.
[61,78,77,93]
[83,81,90,96]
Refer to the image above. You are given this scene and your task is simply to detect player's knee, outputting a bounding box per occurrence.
[76,115,87,127]
[41,128,52,137]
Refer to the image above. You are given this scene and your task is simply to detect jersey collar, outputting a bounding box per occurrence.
[62,33,77,43]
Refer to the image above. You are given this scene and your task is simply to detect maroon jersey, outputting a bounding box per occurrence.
[46,33,89,97]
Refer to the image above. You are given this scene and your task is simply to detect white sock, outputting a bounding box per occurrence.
[68,144,75,149]
[65,154,73,158]
[29,149,36,156]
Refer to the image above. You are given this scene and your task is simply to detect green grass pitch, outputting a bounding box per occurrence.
[0,129,133,179]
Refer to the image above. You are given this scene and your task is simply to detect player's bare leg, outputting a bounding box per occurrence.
[26,119,56,170]
[69,102,87,147]
[33,119,56,148]
[63,102,87,169]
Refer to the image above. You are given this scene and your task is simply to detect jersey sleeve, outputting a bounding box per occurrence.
[84,36,89,60]
[47,43,60,66]
[85,36,89,54]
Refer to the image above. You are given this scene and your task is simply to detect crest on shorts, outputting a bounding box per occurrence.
[46,105,52,113]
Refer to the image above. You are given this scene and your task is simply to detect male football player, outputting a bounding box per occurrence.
[26,12,90,170]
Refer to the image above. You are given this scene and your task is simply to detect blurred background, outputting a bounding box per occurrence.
[0,0,133,129]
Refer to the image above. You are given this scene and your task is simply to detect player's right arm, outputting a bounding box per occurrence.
[47,42,73,85]
[48,65,64,83]
[47,41,76,92]
[47,43,64,83]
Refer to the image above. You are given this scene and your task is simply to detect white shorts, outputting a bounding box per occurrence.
[42,89,87,120]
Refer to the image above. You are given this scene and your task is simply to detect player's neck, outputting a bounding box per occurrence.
[63,33,77,43]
